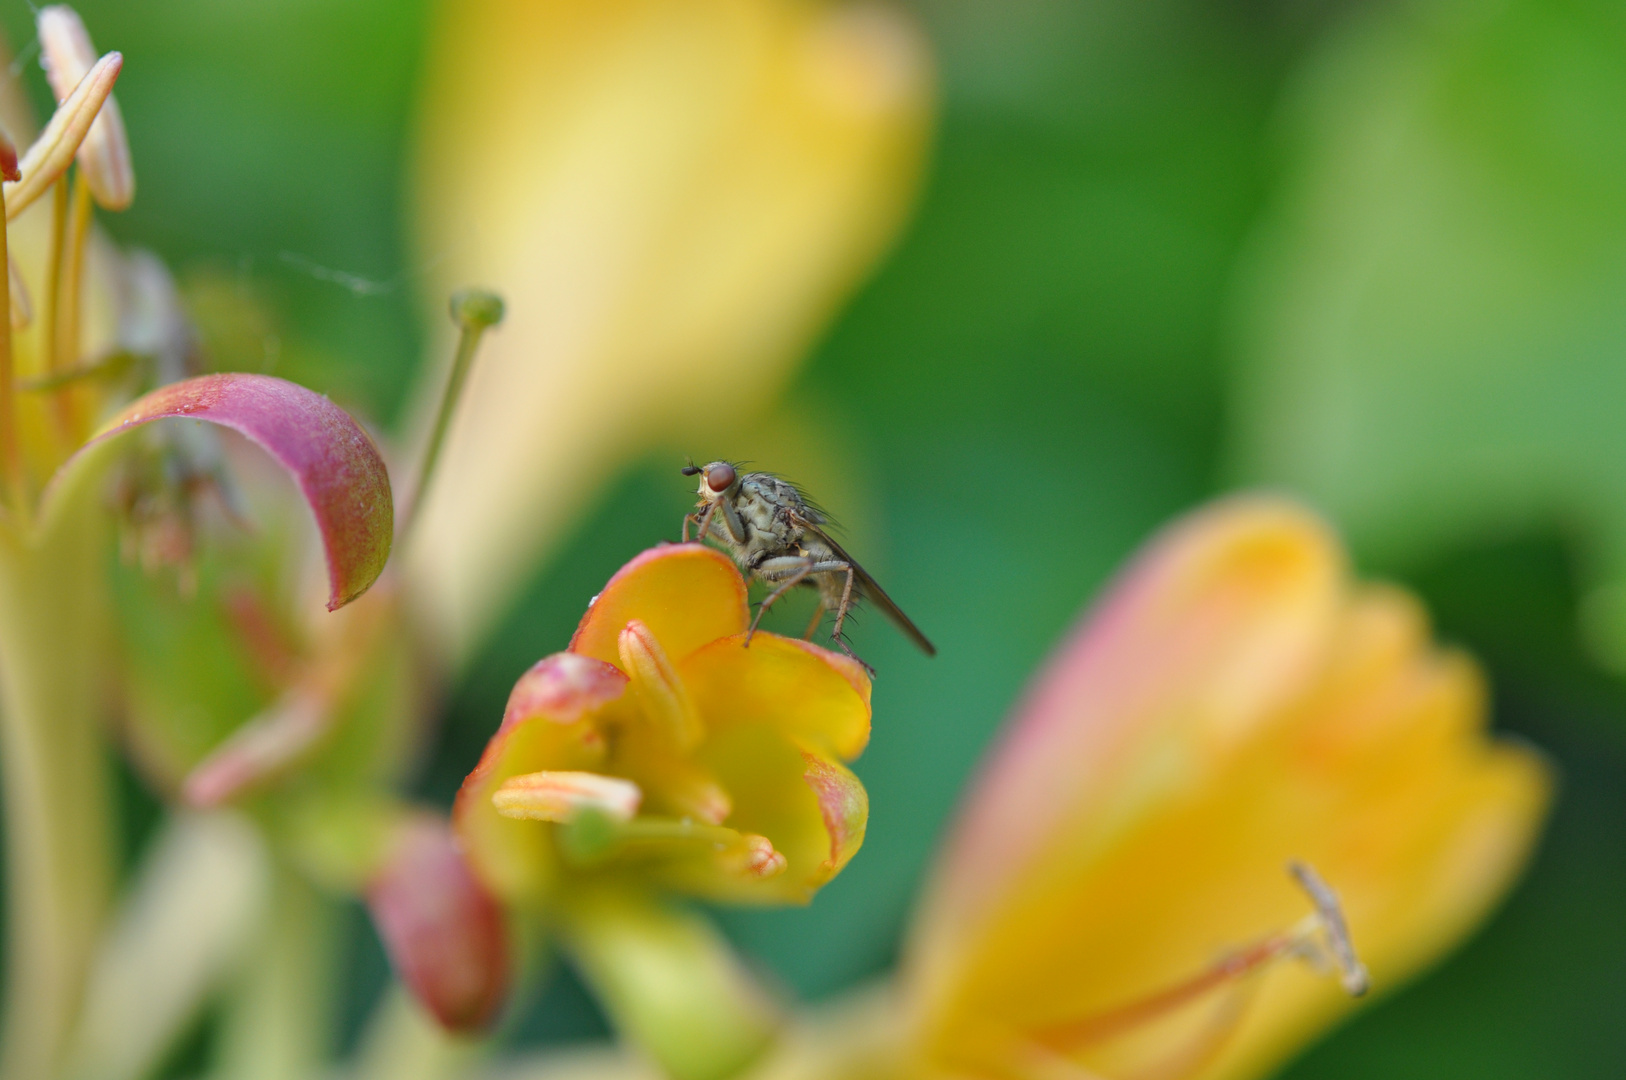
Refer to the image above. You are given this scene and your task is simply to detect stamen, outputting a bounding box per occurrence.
[8,257,28,330]
[37,6,134,210]
[0,131,21,515]
[6,51,122,219]
[401,288,503,538]
[617,619,704,750]
[1287,860,1369,996]
[492,770,641,824]
[735,833,789,878]
[52,175,93,436]
[1031,861,1368,1059]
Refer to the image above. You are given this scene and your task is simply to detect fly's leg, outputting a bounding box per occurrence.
[683,502,718,544]
[801,605,824,641]
[746,556,815,647]
[825,565,875,675]
[829,564,856,643]
[748,556,850,647]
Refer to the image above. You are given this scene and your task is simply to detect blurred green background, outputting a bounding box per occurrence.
[12,0,1626,1075]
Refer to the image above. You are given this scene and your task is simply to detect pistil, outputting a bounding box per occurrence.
[1027,862,1367,1075]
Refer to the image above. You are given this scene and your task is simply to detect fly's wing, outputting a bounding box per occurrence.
[795,515,936,657]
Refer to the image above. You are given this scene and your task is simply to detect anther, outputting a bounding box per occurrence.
[738,834,788,878]
[492,770,641,824]
[38,6,133,210]
[618,619,704,750]
[1288,860,1369,996]
[7,51,123,219]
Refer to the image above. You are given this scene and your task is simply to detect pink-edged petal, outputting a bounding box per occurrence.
[366,814,509,1032]
[681,633,872,760]
[911,497,1344,969]
[570,544,749,666]
[50,373,392,610]
[801,751,867,882]
[453,653,626,903]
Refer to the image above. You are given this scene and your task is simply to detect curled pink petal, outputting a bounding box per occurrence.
[57,373,392,609]
[366,814,510,1032]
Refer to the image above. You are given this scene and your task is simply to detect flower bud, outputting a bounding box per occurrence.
[366,815,509,1032]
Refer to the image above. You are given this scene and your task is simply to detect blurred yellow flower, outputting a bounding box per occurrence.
[456,542,871,908]
[406,0,934,663]
[873,496,1550,1080]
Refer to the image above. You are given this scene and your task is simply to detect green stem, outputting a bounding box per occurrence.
[401,289,503,540]
[349,984,485,1080]
[215,864,334,1080]
[0,499,116,1080]
[561,888,778,1080]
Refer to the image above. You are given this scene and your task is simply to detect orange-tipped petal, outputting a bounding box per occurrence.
[570,545,749,666]
[801,751,868,880]
[366,814,509,1032]
[682,633,872,759]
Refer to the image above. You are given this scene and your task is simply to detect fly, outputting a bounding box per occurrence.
[681,460,936,666]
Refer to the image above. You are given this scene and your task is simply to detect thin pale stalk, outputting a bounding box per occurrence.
[402,290,503,539]
[0,185,20,516]
[54,175,93,441]
[213,865,335,1080]
[42,179,72,446]
[0,499,116,1080]
[349,985,485,1080]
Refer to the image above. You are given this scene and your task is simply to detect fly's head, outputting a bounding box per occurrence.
[681,460,739,507]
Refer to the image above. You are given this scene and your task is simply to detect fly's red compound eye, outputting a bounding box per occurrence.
[706,464,736,492]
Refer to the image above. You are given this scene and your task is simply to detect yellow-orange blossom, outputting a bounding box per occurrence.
[456,543,872,910]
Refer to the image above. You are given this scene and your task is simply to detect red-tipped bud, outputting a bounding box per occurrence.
[366,815,510,1032]
[0,135,18,183]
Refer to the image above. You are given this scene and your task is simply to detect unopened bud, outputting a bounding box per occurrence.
[492,770,641,824]
[38,6,133,209]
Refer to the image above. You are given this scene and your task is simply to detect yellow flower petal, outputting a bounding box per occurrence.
[571,545,749,667]
[662,725,846,905]
[681,632,871,759]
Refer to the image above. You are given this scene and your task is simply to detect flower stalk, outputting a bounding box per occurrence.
[403,288,503,538]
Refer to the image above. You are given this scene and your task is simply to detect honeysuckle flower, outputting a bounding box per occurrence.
[505,497,1553,1080]
[808,497,1549,1080]
[457,542,871,907]
[405,0,935,663]
[455,542,872,1078]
